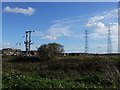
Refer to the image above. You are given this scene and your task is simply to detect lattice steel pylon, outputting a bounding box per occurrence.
[85,30,88,53]
[107,26,112,54]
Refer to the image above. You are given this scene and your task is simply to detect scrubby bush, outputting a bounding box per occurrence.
[38,43,64,60]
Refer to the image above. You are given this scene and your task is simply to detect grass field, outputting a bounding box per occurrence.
[2,55,120,88]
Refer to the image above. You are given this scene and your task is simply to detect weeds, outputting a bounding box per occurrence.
[2,55,120,88]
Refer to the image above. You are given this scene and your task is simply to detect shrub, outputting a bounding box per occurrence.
[38,43,64,60]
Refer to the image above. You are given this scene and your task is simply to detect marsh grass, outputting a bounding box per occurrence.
[2,55,120,88]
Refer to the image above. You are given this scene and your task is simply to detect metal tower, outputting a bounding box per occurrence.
[107,26,112,54]
[85,30,88,53]
[24,31,35,56]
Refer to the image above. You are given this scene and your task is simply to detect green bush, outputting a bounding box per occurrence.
[38,43,64,60]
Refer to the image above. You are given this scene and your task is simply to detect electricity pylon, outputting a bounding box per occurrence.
[85,30,88,53]
[24,31,35,56]
[107,26,112,54]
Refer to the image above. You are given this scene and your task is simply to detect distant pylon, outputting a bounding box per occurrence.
[85,30,88,53]
[107,25,112,54]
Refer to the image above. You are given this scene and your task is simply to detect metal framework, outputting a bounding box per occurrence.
[24,31,35,56]
[85,30,88,53]
[107,26,112,54]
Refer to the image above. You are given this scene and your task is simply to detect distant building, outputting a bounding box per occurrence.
[2,48,39,56]
[21,50,39,56]
[14,49,22,55]
[2,48,22,56]
[2,49,120,56]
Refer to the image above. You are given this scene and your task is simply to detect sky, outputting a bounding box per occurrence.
[1,2,118,53]
[1,0,120,2]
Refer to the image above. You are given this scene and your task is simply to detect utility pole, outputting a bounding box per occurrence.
[85,30,88,54]
[25,31,29,55]
[24,31,35,56]
[107,26,112,54]
[28,31,32,55]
